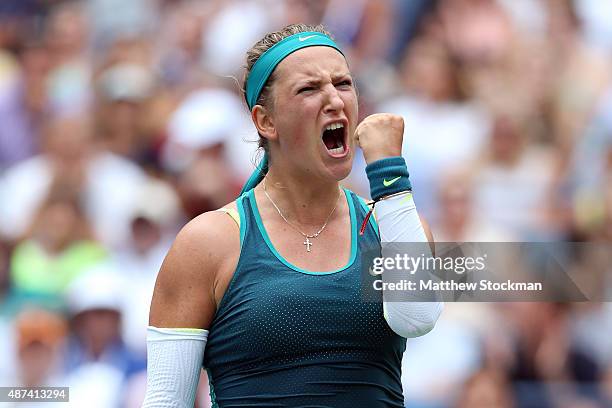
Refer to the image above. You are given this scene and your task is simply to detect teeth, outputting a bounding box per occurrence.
[327,140,345,156]
[325,122,344,131]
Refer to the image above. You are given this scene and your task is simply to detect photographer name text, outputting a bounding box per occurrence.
[373,279,543,292]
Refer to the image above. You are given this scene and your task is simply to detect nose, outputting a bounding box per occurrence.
[323,84,344,114]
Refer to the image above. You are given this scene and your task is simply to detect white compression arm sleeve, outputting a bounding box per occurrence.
[375,193,443,338]
[142,326,209,408]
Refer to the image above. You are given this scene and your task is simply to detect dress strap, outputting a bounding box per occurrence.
[215,208,240,229]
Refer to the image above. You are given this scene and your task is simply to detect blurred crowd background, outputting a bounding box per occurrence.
[0,0,611,407]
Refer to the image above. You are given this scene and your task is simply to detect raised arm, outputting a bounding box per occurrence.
[356,113,443,339]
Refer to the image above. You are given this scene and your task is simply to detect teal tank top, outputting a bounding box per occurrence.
[203,189,406,407]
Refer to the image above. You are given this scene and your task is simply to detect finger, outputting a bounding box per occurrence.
[352,129,361,147]
[353,122,365,146]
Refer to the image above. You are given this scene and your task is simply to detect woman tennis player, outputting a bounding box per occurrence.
[143,24,443,407]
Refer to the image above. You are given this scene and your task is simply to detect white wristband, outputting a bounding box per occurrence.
[142,326,209,408]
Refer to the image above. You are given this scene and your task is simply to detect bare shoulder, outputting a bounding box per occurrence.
[169,205,240,271]
[149,205,241,329]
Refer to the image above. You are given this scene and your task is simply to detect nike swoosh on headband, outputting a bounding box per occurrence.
[383,176,401,187]
[298,35,317,41]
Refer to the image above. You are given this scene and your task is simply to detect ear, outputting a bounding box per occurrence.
[251,105,277,142]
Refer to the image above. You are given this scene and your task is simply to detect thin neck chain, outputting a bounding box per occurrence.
[263,179,340,239]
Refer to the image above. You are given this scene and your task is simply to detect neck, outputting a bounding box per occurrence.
[260,166,342,226]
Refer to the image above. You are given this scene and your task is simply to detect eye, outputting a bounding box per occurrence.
[297,86,315,94]
[336,79,353,88]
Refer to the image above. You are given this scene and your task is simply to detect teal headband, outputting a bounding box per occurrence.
[241,31,344,194]
[245,31,343,109]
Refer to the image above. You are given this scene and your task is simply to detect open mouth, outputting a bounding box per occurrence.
[321,122,347,157]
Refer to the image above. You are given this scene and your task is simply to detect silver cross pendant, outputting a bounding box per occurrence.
[303,237,313,252]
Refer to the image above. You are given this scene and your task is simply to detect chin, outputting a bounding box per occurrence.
[326,153,354,181]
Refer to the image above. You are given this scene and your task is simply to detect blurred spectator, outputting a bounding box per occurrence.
[162,87,256,180]
[176,154,242,220]
[438,0,551,136]
[437,0,515,64]
[13,308,67,387]
[64,266,144,377]
[433,169,514,241]
[155,0,216,90]
[0,115,91,242]
[543,0,611,150]
[63,362,125,408]
[95,62,157,162]
[0,48,37,172]
[97,34,153,69]
[113,178,181,353]
[61,266,145,406]
[322,0,395,63]
[9,189,107,304]
[201,0,282,77]
[44,1,92,117]
[567,86,612,239]
[377,35,490,217]
[0,42,49,172]
[402,305,484,407]
[114,179,180,278]
[162,88,252,220]
[388,0,434,64]
[0,115,149,248]
[470,114,562,239]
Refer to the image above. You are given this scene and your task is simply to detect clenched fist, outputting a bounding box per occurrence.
[354,113,404,165]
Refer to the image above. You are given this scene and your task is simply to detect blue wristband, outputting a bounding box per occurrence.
[365,156,412,201]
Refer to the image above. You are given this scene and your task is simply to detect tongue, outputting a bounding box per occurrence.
[323,129,341,150]
[324,137,337,149]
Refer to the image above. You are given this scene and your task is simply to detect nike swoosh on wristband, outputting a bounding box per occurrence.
[298,35,317,41]
[383,176,401,187]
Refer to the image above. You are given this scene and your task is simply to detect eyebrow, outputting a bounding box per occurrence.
[297,79,322,88]
[293,73,353,90]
